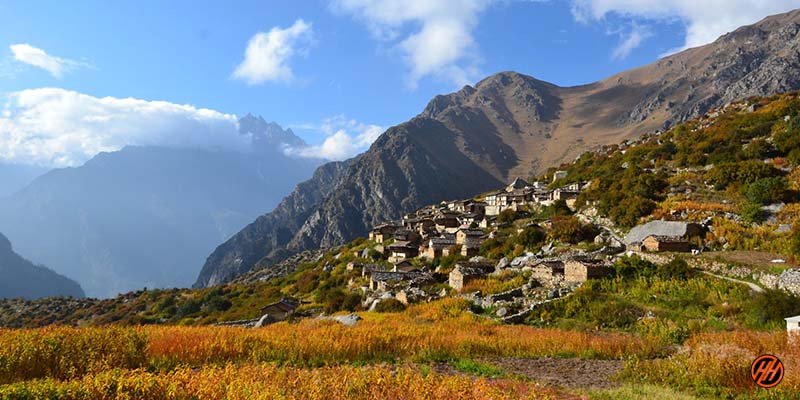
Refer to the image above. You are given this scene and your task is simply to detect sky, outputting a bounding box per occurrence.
[1,0,799,167]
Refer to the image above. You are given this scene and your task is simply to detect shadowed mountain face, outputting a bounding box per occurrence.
[197,9,800,287]
[0,232,84,299]
[0,117,321,298]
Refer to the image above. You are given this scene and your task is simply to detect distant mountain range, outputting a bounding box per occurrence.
[0,163,50,198]
[0,232,84,299]
[0,115,321,298]
[196,9,800,287]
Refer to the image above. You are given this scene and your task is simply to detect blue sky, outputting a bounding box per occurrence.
[1,0,799,166]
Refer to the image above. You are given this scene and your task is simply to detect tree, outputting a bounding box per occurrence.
[516,226,546,249]
[549,216,590,244]
[608,196,656,228]
[740,201,765,224]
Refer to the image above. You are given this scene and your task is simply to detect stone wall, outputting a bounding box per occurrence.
[629,251,798,294]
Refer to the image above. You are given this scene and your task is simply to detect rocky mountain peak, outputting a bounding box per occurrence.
[238,114,307,149]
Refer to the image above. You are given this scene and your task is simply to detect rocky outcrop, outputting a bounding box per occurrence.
[197,9,800,287]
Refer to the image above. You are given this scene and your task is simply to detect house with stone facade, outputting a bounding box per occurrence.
[448,261,496,291]
[564,259,613,283]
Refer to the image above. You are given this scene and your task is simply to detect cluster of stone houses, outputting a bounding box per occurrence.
[484,177,585,216]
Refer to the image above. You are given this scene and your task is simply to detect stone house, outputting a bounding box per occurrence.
[369,271,422,291]
[362,264,386,277]
[434,212,461,233]
[369,223,399,244]
[392,260,418,273]
[624,220,704,250]
[387,241,419,263]
[564,259,613,283]
[421,235,456,259]
[456,228,484,246]
[448,261,496,291]
[260,297,300,321]
[531,260,565,283]
[641,235,691,252]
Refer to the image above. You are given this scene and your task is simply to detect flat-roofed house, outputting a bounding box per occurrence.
[448,261,496,291]
[564,259,613,283]
[369,223,399,244]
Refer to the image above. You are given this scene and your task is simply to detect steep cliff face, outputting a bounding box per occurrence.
[197,9,800,287]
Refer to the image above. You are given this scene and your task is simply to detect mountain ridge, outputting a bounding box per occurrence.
[0,117,321,297]
[197,8,800,287]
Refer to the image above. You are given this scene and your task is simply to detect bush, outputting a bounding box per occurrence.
[740,201,765,224]
[374,298,406,313]
[496,209,517,225]
[748,289,800,326]
[655,259,692,280]
[515,226,546,249]
[549,216,595,244]
[744,176,788,204]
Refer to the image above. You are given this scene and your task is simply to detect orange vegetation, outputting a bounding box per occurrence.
[0,364,562,400]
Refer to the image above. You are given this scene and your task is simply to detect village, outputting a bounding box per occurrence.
[246,173,718,326]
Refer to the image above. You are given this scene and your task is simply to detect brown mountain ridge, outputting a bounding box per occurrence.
[195,8,800,287]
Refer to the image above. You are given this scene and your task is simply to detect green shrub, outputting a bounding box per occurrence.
[374,299,406,313]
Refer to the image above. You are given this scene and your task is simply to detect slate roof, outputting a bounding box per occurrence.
[624,220,694,244]
[507,177,531,191]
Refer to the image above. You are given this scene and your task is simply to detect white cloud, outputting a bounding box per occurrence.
[286,115,383,160]
[571,0,800,55]
[611,23,652,60]
[9,44,90,78]
[0,88,244,167]
[331,0,493,88]
[232,19,313,85]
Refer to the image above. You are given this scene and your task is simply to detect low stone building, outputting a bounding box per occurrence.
[624,220,704,250]
[564,259,613,283]
[369,223,399,244]
[259,297,300,322]
[387,241,419,263]
[369,271,422,291]
[641,235,691,252]
[530,260,565,283]
[448,261,495,291]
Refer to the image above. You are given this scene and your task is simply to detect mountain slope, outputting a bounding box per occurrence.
[197,9,800,287]
[0,118,321,297]
[0,163,50,198]
[0,233,84,299]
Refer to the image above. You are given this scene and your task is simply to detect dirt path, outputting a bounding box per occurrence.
[432,357,624,390]
[701,270,764,293]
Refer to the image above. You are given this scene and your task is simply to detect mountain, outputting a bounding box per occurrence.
[0,232,84,299]
[196,9,800,287]
[0,117,321,298]
[0,163,50,198]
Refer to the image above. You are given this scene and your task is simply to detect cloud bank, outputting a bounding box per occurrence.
[571,0,800,56]
[332,0,493,88]
[0,88,243,167]
[287,115,383,160]
[232,19,314,85]
[10,44,90,78]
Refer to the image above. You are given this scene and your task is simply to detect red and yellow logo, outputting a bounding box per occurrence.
[750,354,784,389]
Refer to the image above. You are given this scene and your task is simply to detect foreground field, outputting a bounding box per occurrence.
[0,299,796,399]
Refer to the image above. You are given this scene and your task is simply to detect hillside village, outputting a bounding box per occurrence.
[3,93,800,333]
